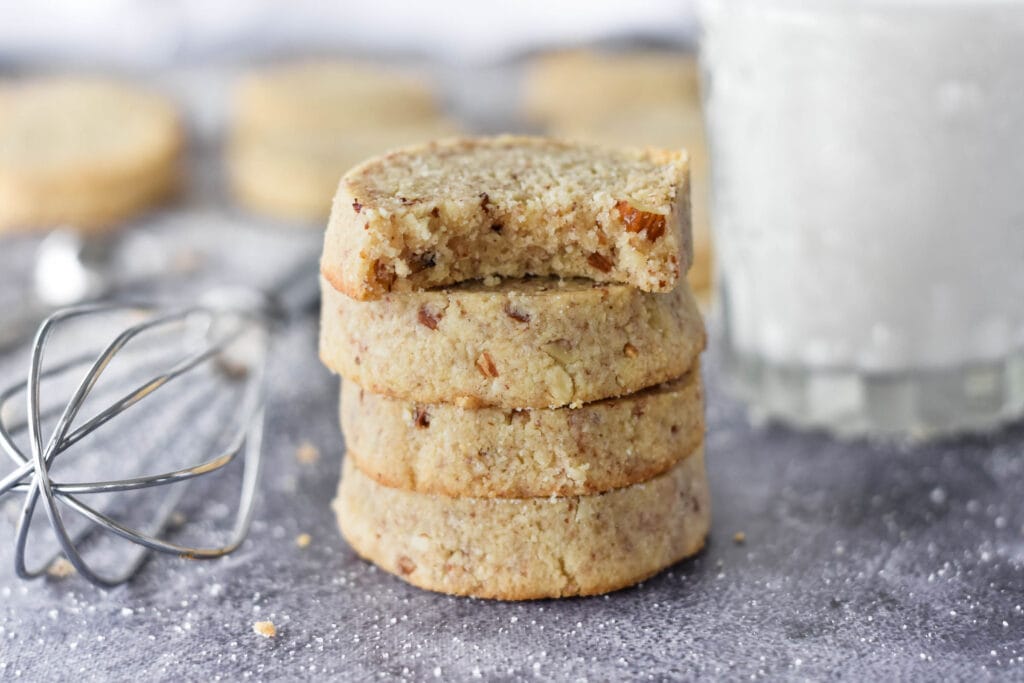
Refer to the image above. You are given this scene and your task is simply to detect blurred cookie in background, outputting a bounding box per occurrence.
[0,76,184,234]
[228,61,459,224]
[229,119,460,225]
[522,50,701,127]
[523,50,712,296]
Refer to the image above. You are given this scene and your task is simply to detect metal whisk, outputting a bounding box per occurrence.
[0,254,318,587]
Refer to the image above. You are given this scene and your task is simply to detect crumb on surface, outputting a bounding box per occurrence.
[296,533,312,548]
[253,620,276,638]
[733,531,746,545]
[46,557,76,579]
[295,441,320,464]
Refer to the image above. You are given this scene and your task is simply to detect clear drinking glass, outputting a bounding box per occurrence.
[698,0,1024,438]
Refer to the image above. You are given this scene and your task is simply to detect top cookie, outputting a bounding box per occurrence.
[321,136,691,300]
[0,77,182,233]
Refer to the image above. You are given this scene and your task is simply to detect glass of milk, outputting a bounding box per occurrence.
[698,0,1024,438]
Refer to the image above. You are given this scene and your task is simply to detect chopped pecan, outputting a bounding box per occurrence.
[541,340,573,365]
[503,304,530,323]
[413,406,431,428]
[475,351,499,378]
[396,556,416,575]
[615,200,666,241]
[372,260,396,290]
[545,365,574,405]
[430,207,440,218]
[417,305,441,330]
[587,252,613,272]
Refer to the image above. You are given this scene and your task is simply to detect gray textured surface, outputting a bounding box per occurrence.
[0,68,1023,682]
[1,218,1023,681]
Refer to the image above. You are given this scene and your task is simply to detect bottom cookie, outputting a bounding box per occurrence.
[334,447,710,600]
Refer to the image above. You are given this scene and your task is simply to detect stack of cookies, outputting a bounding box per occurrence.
[319,137,709,600]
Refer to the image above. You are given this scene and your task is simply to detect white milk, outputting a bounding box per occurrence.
[699,0,1024,436]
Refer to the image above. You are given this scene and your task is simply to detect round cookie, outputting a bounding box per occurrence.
[320,276,706,409]
[341,366,704,498]
[228,121,460,223]
[232,60,441,136]
[522,50,702,127]
[320,136,691,300]
[335,447,710,600]
[229,60,455,223]
[0,76,183,234]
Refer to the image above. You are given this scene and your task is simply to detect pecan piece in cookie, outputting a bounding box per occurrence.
[587,252,613,273]
[503,304,531,323]
[476,351,499,378]
[417,305,442,330]
[616,200,666,241]
[413,406,431,428]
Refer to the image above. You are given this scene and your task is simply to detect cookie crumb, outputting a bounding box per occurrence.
[482,275,501,287]
[733,531,746,545]
[295,441,320,464]
[253,620,277,638]
[296,533,312,549]
[47,557,76,579]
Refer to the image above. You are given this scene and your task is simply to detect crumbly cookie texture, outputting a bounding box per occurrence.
[228,121,460,223]
[341,366,704,498]
[554,107,712,293]
[320,136,691,300]
[232,60,441,136]
[335,447,709,600]
[320,276,705,409]
[0,77,182,233]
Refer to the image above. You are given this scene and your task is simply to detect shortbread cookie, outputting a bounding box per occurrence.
[523,50,701,127]
[232,60,441,136]
[228,120,460,223]
[335,447,710,600]
[320,136,691,300]
[320,276,705,409]
[341,366,704,497]
[554,108,712,292]
[0,77,182,233]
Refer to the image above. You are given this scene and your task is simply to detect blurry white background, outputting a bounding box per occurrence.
[0,0,698,67]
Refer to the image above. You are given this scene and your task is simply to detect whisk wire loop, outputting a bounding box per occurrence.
[0,297,271,587]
